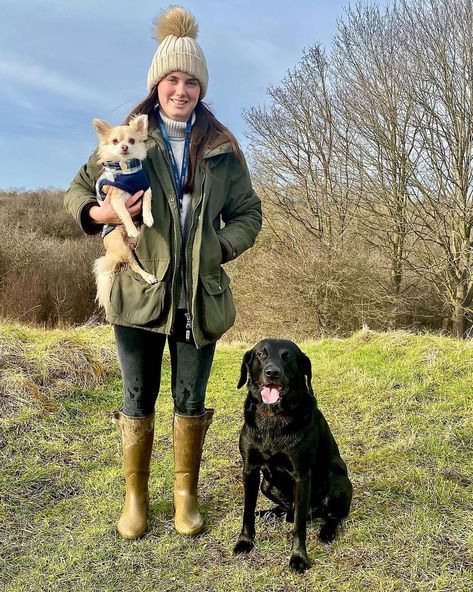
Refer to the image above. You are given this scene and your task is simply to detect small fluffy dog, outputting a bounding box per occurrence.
[92,115,157,310]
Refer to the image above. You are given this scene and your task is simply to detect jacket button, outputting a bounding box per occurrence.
[170,197,175,202]
[232,251,237,258]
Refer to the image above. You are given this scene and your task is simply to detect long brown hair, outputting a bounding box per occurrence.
[124,86,243,193]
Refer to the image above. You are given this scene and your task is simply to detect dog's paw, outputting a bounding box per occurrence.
[289,552,310,573]
[145,275,158,285]
[126,227,140,239]
[143,214,154,228]
[319,522,337,544]
[233,538,254,554]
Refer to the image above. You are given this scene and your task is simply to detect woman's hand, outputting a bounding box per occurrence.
[89,186,144,225]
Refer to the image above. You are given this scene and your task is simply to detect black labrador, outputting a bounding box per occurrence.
[233,339,352,572]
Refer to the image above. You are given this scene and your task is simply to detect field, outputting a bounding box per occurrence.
[0,324,472,591]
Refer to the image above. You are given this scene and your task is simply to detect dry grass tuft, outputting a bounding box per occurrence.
[0,324,116,417]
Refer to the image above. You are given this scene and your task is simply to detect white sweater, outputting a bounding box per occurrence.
[159,111,194,235]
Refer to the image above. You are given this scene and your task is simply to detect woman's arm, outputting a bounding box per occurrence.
[89,189,145,225]
[64,153,102,234]
[218,155,262,262]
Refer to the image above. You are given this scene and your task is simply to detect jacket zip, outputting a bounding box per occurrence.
[184,311,192,342]
[184,171,206,343]
[154,136,182,336]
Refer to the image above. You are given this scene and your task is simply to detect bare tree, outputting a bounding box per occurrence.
[243,0,473,336]
[333,2,421,325]
[401,0,473,336]
[244,45,359,250]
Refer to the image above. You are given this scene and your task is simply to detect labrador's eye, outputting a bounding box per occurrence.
[256,350,267,360]
[281,350,293,361]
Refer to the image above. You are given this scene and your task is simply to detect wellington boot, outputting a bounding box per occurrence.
[113,410,154,539]
[173,409,214,535]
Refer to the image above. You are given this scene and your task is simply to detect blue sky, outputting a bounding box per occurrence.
[2,0,364,190]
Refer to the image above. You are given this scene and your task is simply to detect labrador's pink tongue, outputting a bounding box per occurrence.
[261,386,280,404]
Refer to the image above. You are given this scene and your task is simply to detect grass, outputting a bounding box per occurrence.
[0,323,472,591]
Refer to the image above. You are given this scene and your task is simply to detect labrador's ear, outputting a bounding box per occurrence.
[301,353,314,397]
[237,349,253,389]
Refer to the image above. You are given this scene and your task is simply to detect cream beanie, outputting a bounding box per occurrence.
[147,6,208,98]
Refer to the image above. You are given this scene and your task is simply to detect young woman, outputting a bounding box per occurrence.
[64,6,261,539]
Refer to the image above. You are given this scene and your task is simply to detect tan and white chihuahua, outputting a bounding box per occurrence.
[93,114,157,311]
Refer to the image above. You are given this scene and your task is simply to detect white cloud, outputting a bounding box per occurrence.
[0,56,110,107]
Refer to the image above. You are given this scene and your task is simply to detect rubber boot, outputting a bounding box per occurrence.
[173,409,214,535]
[113,410,154,539]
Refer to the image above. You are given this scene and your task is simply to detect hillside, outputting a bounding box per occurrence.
[0,324,472,591]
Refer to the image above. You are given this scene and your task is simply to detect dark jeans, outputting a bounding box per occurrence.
[114,311,216,418]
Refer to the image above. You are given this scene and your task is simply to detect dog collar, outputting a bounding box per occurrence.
[256,405,289,417]
[102,158,142,173]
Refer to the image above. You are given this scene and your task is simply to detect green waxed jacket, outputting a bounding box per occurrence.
[64,124,262,348]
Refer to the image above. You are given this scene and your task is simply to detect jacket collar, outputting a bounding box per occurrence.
[203,142,233,159]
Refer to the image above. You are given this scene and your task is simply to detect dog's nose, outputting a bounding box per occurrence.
[264,366,281,381]
[121,145,129,153]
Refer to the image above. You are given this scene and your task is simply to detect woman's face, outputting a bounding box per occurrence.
[157,71,200,122]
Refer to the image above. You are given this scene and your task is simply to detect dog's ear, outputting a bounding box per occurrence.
[237,349,253,389]
[301,353,314,397]
[93,118,112,137]
[129,114,148,135]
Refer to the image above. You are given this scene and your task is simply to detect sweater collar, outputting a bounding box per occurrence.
[158,109,196,141]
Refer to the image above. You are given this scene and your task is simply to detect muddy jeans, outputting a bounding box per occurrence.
[114,311,216,417]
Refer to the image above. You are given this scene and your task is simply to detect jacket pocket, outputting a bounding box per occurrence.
[110,259,169,326]
[199,268,236,340]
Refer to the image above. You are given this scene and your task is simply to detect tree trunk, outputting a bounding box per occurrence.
[451,284,466,338]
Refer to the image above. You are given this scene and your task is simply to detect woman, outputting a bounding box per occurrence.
[64,6,261,539]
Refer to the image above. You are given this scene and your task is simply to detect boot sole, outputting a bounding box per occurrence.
[174,520,204,536]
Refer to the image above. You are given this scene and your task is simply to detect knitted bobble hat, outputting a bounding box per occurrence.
[147,6,208,98]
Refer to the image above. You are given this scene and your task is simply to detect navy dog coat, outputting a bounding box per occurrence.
[95,159,150,237]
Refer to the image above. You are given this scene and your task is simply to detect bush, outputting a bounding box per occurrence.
[225,225,445,342]
[0,190,446,336]
[0,190,102,326]
[0,228,102,326]
[0,190,83,240]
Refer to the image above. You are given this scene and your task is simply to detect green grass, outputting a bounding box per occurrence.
[0,324,472,591]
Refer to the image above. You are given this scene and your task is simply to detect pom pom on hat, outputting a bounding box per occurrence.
[147,6,208,98]
[155,6,198,42]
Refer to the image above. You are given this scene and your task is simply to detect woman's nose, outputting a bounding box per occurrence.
[175,83,186,96]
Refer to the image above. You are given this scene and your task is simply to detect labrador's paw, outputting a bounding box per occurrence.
[233,538,254,554]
